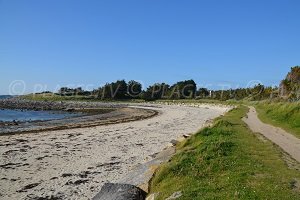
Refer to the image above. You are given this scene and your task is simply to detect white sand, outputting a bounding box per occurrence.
[0,104,230,200]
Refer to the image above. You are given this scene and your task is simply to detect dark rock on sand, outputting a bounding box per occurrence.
[17,183,40,192]
[65,179,89,186]
[92,183,147,200]
[25,192,65,200]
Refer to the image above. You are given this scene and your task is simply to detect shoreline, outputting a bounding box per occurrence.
[0,101,231,199]
[0,107,159,136]
[0,99,159,136]
[0,108,159,136]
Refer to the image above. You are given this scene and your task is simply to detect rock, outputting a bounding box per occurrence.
[183,134,191,138]
[166,143,175,148]
[65,179,89,186]
[166,191,182,200]
[65,108,75,112]
[0,98,123,111]
[25,192,65,200]
[146,193,159,200]
[170,139,178,146]
[92,183,147,200]
[17,183,40,193]
[61,173,73,177]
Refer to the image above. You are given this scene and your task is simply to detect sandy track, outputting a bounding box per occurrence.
[0,104,229,200]
[243,106,300,163]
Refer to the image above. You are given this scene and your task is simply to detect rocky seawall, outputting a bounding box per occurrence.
[0,98,125,111]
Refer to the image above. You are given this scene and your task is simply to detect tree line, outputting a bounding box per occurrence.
[56,80,279,101]
[55,66,300,101]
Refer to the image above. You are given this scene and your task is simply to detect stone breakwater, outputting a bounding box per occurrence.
[0,98,125,111]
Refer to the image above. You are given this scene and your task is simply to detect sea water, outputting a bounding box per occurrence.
[0,109,79,122]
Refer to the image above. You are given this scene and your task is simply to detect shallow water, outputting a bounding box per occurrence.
[0,109,79,122]
[0,95,12,99]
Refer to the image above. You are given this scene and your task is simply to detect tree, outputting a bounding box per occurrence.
[96,80,128,100]
[169,80,197,99]
[113,80,128,99]
[142,83,170,101]
[127,80,142,98]
[196,88,209,98]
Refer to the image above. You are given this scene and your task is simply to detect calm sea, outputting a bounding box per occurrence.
[0,95,13,99]
[0,95,80,122]
[0,109,79,122]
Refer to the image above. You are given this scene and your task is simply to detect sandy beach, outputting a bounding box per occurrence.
[0,104,230,200]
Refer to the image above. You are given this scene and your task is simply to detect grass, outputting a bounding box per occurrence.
[149,106,300,200]
[253,101,300,138]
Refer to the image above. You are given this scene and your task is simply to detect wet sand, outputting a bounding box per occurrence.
[0,104,230,200]
[0,107,158,135]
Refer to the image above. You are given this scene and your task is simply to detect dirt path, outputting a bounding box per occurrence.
[0,104,230,200]
[243,106,300,163]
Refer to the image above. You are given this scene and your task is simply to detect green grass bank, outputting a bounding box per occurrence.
[149,106,300,200]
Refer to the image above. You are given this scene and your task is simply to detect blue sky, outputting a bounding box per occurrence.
[0,0,299,94]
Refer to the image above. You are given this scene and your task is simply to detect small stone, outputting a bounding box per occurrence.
[146,193,159,200]
[166,191,182,200]
[183,134,191,138]
[170,140,178,146]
